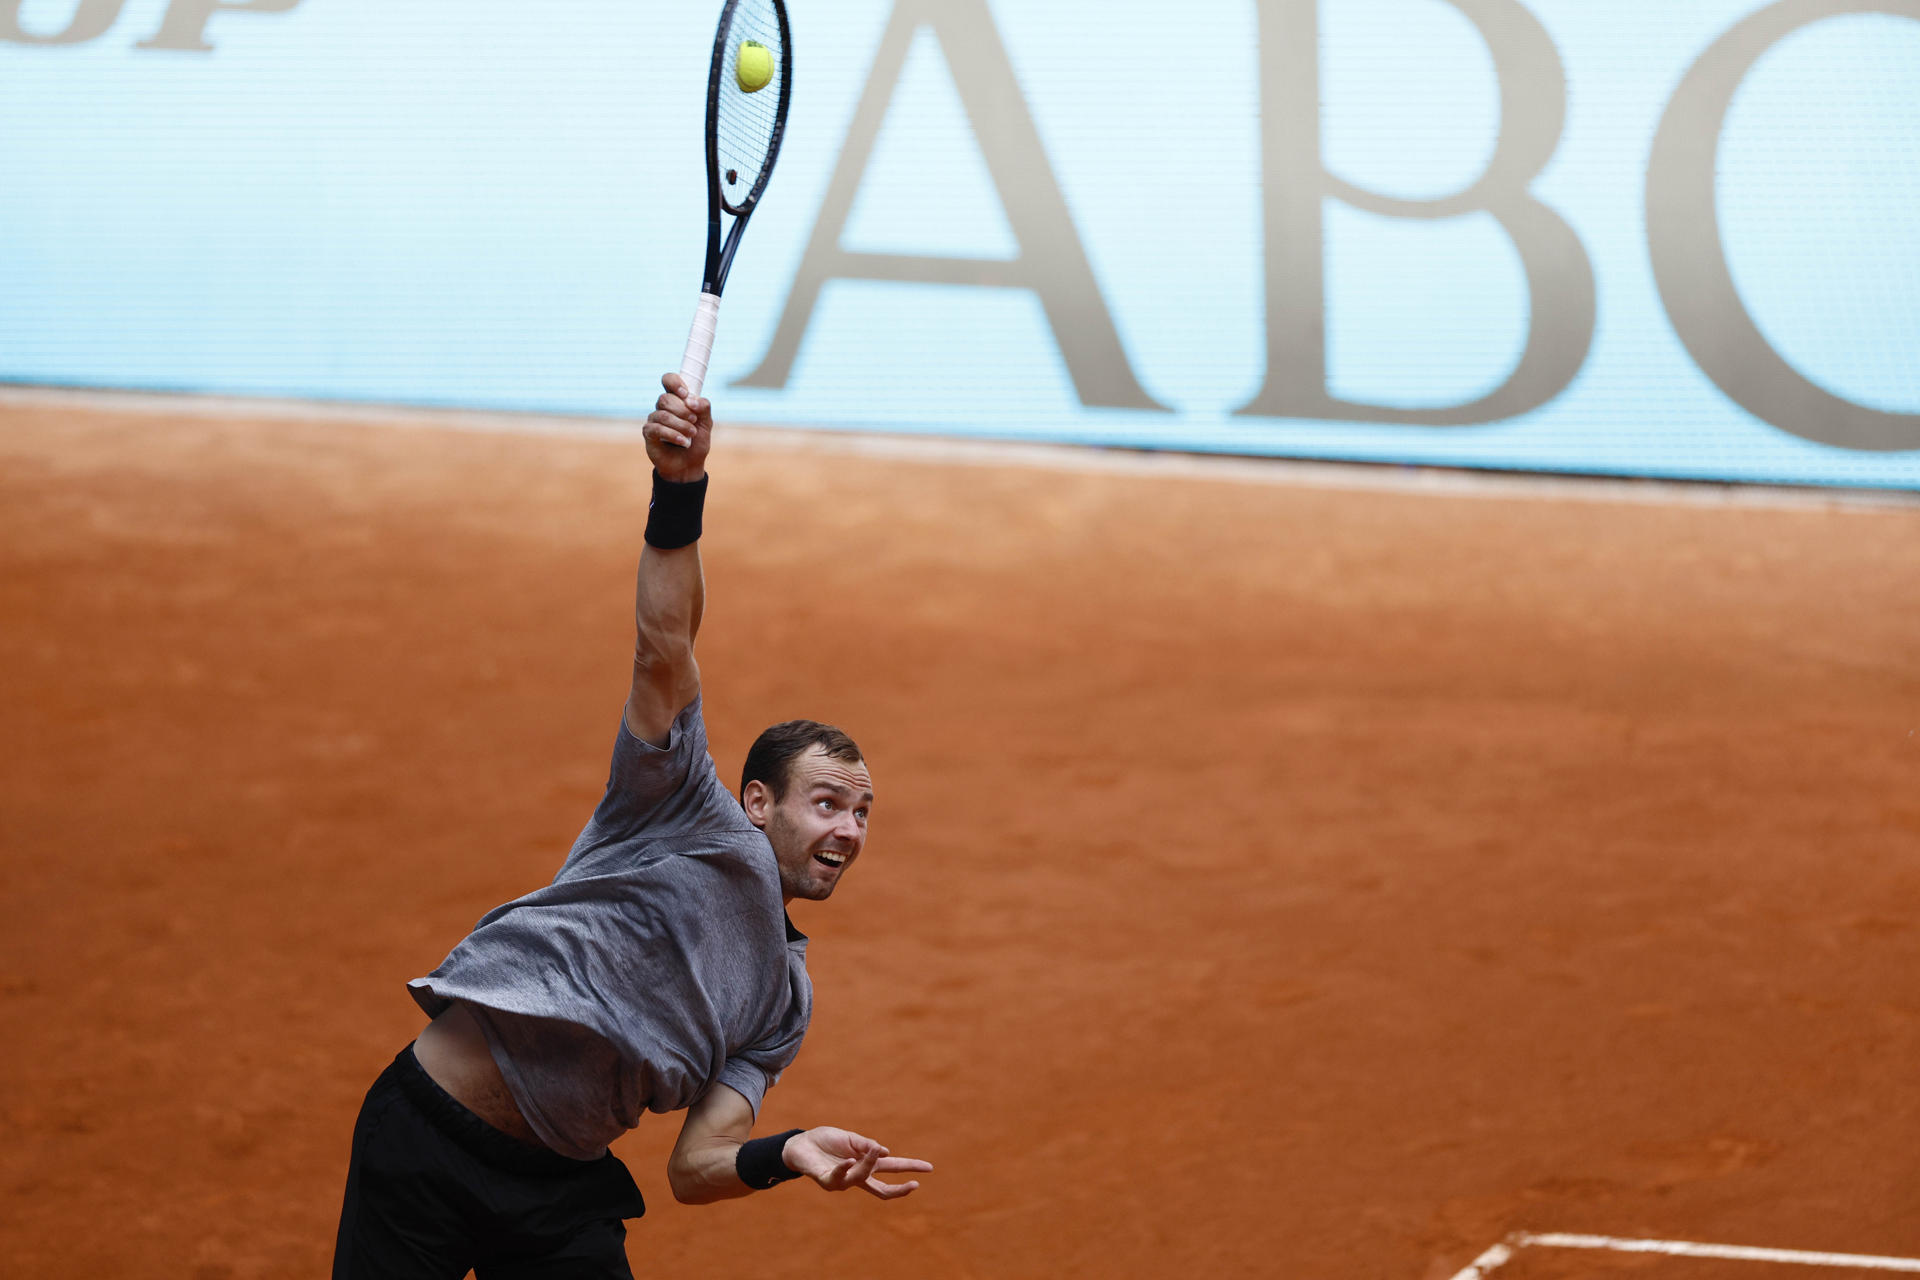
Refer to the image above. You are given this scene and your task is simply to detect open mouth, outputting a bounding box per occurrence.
[813,850,848,870]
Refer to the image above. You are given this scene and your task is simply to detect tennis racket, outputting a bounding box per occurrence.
[678,0,794,403]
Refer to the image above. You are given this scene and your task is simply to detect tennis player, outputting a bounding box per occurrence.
[331,375,931,1279]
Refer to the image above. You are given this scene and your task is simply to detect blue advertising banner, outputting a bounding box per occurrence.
[1,0,1917,486]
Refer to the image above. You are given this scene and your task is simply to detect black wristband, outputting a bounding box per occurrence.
[644,472,708,550]
[736,1128,805,1190]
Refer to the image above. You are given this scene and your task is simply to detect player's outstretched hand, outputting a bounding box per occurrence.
[645,373,713,483]
[784,1126,933,1201]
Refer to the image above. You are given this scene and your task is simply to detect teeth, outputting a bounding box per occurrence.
[817,851,846,865]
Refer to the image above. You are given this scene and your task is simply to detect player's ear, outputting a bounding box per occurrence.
[741,779,774,828]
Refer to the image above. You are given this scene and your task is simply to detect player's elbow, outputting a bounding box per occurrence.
[632,633,695,685]
[665,1159,718,1206]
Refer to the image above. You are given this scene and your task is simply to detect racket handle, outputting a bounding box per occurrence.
[678,292,723,403]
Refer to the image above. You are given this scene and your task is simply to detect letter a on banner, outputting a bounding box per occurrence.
[1240,0,1596,426]
[738,0,1167,410]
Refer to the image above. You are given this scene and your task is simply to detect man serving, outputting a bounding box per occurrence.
[332,376,931,1279]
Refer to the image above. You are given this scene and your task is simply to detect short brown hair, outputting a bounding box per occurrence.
[740,720,863,801]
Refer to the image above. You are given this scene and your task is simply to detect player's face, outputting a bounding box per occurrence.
[762,747,873,903]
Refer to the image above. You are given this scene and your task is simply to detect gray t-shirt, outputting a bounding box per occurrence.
[408,697,812,1160]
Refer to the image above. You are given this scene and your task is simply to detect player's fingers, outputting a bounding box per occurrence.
[861,1177,920,1200]
[874,1158,933,1174]
[655,391,692,420]
[644,418,692,450]
[649,410,697,439]
[823,1156,857,1190]
[661,372,690,399]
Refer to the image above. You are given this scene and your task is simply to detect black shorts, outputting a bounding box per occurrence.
[332,1045,646,1280]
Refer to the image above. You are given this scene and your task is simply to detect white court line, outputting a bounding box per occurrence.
[3,383,1917,514]
[1518,1235,1920,1273]
[1448,1233,1920,1280]
[1448,1242,1518,1280]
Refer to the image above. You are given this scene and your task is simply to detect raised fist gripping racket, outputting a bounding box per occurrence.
[678,0,793,403]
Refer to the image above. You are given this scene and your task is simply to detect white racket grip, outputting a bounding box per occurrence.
[678,292,723,402]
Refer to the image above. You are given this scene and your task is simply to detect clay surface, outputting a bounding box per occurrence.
[2,402,1917,1278]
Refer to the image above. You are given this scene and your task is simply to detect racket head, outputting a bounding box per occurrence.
[706,0,793,224]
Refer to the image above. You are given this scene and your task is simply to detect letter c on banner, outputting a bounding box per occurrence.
[1648,0,1920,451]
[0,0,126,45]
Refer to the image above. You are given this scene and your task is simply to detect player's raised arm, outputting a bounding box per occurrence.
[627,373,714,748]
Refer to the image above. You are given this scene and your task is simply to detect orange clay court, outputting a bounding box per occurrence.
[1,395,1917,1279]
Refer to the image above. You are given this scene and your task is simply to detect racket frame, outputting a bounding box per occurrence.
[705,0,794,279]
[680,0,793,400]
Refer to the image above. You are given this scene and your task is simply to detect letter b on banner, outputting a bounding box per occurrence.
[1239,0,1596,425]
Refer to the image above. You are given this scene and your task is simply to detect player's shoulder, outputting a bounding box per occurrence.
[650,812,776,878]
[614,694,711,764]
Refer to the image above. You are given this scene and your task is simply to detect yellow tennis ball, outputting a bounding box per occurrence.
[736,40,774,93]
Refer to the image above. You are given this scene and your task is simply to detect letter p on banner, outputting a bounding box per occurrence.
[138,0,301,52]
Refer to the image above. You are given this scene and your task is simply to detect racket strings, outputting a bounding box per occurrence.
[715,0,784,211]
